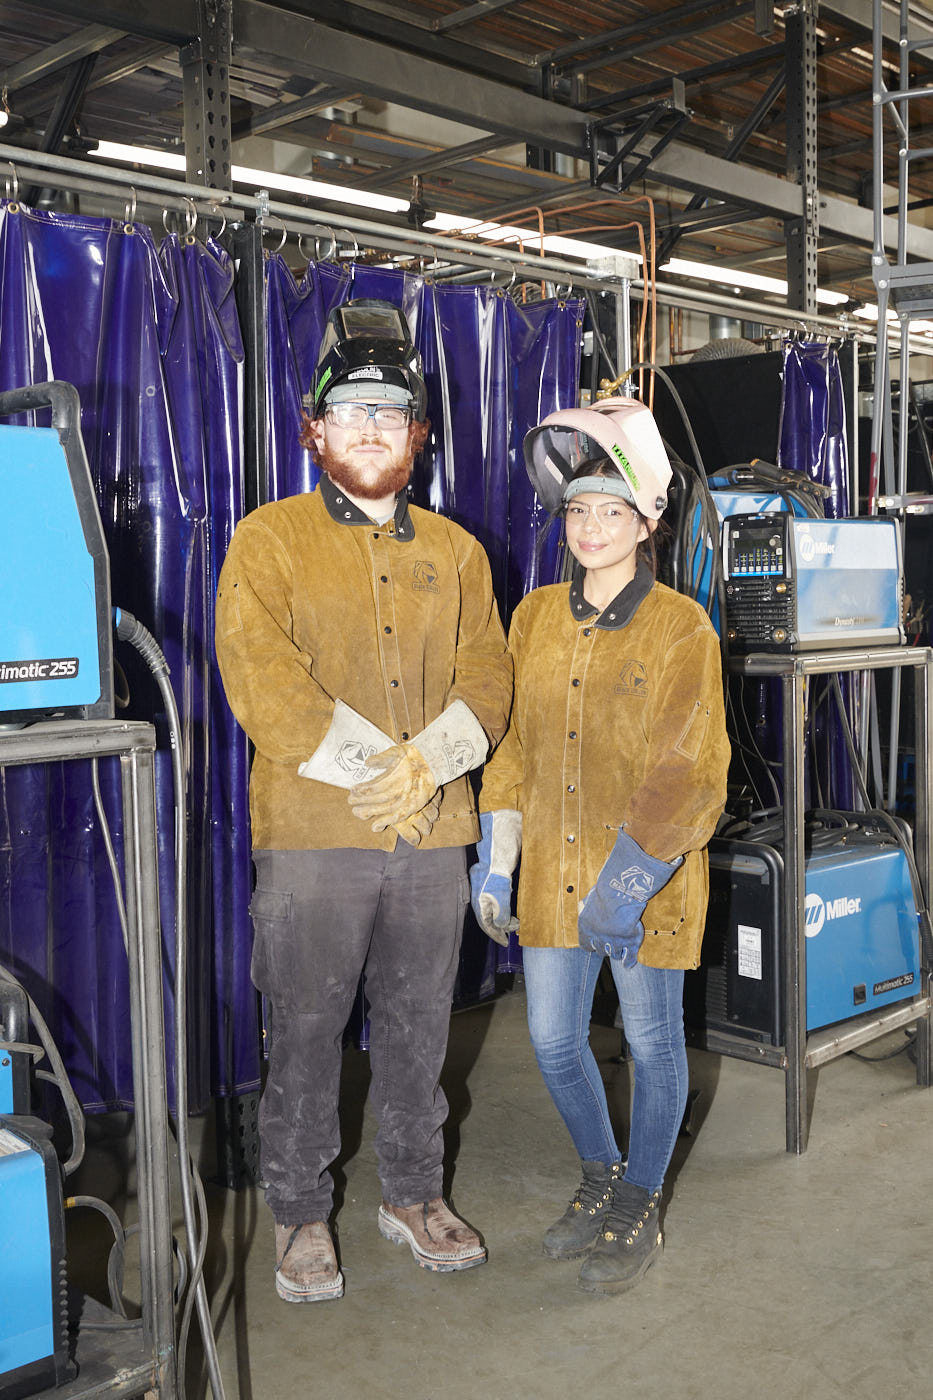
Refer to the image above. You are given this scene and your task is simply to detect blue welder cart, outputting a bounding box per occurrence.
[0,381,178,1400]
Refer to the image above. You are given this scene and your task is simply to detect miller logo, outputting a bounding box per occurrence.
[413,559,439,592]
[613,660,648,697]
[804,890,862,937]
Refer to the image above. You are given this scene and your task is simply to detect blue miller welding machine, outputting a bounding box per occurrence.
[0,381,114,1399]
[684,819,922,1046]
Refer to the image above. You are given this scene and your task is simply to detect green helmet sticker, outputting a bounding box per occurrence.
[315,365,333,397]
[611,442,640,490]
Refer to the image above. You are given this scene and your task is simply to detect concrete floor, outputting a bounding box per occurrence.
[68,979,933,1400]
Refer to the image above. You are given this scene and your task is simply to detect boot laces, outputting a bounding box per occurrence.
[570,1161,621,1217]
[602,1188,660,1244]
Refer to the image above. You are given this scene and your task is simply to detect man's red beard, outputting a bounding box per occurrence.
[316,437,413,501]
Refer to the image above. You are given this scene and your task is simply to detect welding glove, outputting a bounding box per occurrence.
[298,701,434,847]
[298,700,394,789]
[349,700,489,831]
[469,810,522,946]
[578,828,683,964]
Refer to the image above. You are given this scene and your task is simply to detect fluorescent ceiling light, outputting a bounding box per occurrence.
[662,256,849,306]
[89,141,898,323]
[93,140,408,214]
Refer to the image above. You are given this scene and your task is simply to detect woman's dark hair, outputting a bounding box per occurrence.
[562,454,669,580]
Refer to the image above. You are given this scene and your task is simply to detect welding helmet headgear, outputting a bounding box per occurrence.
[310,298,428,421]
[523,397,672,520]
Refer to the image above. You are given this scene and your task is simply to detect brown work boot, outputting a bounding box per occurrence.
[378,1198,487,1272]
[274,1221,344,1302]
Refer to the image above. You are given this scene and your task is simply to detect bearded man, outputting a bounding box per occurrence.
[215,299,512,1303]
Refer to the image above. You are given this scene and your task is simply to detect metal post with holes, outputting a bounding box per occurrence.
[180,0,233,192]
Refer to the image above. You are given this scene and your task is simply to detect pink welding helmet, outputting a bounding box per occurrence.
[523,397,673,519]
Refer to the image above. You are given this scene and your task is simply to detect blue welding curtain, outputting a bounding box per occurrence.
[778,337,856,808]
[264,256,583,989]
[0,203,583,1111]
[0,199,251,1112]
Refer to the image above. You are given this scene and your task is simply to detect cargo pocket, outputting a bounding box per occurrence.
[248,886,293,998]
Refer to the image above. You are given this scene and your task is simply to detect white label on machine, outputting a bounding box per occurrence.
[0,1125,28,1157]
[737,924,763,980]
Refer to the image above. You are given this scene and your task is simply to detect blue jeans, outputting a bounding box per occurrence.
[522,945,688,1193]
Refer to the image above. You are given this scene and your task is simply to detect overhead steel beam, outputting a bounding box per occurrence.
[0,24,124,91]
[234,1,586,154]
[433,0,524,32]
[14,40,173,119]
[822,0,933,46]
[231,86,353,140]
[364,135,512,190]
[24,0,197,45]
[572,2,756,79]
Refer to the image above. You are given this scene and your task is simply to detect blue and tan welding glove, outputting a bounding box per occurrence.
[469,810,522,946]
[578,829,682,963]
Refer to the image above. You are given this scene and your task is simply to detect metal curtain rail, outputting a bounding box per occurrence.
[0,141,929,349]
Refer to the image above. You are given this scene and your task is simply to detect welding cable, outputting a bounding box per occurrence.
[113,608,227,1400]
[624,360,728,643]
[829,672,933,966]
[0,962,85,1174]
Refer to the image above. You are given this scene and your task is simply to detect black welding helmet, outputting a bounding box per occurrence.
[310,298,428,421]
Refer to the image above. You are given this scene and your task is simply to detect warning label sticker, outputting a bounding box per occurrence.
[737,924,762,980]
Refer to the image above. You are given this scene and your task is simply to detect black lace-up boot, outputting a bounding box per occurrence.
[577,1180,662,1294]
[542,1159,623,1260]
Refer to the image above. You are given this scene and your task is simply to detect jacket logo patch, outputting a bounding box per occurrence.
[613,660,648,697]
[609,865,656,900]
[413,559,439,592]
[336,740,381,780]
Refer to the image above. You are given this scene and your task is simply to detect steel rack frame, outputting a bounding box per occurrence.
[0,719,177,1400]
[721,647,933,1155]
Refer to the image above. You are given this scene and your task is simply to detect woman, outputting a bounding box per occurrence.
[471,398,730,1295]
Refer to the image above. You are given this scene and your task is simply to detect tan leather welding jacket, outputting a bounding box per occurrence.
[479,562,730,968]
[215,476,512,851]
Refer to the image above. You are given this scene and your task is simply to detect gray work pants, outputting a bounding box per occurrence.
[249,845,469,1224]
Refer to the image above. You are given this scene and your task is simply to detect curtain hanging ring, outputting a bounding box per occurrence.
[261,216,288,255]
[4,161,18,202]
[297,225,336,262]
[123,187,137,229]
[183,197,198,238]
[209,203,227,238]
[162,205,177,235]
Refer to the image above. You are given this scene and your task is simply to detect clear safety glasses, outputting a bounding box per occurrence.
[323,401,412,430]
[564,500,639,528]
